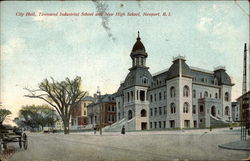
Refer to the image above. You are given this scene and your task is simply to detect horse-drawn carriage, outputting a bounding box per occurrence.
[0,125,28,151]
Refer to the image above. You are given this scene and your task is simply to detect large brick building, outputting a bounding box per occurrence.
[87,94,116,129]
[71,96,95,129]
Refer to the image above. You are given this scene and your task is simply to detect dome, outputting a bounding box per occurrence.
[130,32,148,58]
[132,37,145,52]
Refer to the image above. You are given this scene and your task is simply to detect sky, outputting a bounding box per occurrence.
[0,1,249,123]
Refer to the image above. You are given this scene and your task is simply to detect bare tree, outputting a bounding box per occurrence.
[24,76,87,134]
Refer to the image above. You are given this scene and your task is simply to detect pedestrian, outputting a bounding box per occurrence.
[121,125,125,135]
[94,125,97,135]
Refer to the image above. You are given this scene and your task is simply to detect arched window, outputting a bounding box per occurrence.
[211,106,216,117]
[128,110,133,120]
[183,86,189,97]
[225,92,229,102]
[204,91,208,98]
[193,90,196,98]
[127,92,130,102]
[171,103,176,113]
[225,106,230,115]
[183,102,189,113]
[141,109,147,117]
[142,77,148,84]
[170,87,175,98]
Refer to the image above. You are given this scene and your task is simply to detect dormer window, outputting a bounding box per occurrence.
[142,76,148,84]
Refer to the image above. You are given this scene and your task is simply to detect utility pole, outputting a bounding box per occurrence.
[97,86,102,135]
[243,43,247,95]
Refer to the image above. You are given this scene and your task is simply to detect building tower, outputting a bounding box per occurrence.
[121,31,153,130]
[243,43,247,94]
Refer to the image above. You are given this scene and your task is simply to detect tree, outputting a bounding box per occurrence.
[24,76,87,134]
[15,105,59,130]
[0,109,11,127]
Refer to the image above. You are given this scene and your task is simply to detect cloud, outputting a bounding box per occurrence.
[196,17,213,32]
[1,38,26,61]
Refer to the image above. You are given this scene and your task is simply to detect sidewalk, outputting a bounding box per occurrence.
[218,139,250,151]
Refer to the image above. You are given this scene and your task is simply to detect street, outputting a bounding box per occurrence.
[1,128,250,161]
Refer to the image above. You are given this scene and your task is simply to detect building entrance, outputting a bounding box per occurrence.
[141,122,147,130]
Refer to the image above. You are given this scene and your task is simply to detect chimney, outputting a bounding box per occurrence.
[243,43,247,94]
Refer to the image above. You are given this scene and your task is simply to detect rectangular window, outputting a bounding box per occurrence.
[154,122,157,128]
[200,105,204,113]
[163,121,166,128]
[164,91,166,99]
[192,105,196,114]
[194,120,197,128]
[150,108,153,116]
[200,92,202,98]
[159,121,162,128]
[154,108,157,116]
[170,120,175,128]
[150,122,152,129]
[159,107,162,115]
[150,95,153,102]
[163,106,167,114]
[154,94,157,101]
[159,92,162,101]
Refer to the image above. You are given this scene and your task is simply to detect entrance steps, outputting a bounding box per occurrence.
[103,117,136,132]
[210,114,229,127]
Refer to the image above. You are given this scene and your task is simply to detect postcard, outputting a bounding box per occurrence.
[0,1,249,161]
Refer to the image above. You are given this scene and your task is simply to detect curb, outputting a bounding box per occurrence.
[218,144,250,151]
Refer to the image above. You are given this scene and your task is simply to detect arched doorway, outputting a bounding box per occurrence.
[211,106,216,117]
[128,110,133,120]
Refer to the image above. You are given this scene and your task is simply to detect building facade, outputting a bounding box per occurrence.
[231,102,240,122]
[71,96,95,129]
[87,94,116,129]
[237,91,250,122]
[114,33,234,130]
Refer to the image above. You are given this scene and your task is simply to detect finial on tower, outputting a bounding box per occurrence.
[137,31,141,41]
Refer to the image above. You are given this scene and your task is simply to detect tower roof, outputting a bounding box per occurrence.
[130,31,148,57]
